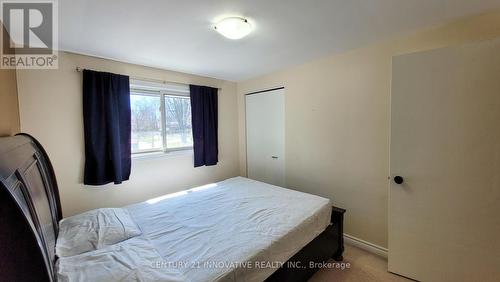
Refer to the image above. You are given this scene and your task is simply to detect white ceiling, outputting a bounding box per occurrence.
[59,0,500,81]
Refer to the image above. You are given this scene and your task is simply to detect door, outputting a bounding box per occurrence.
[246,88,285,186]
[389,38,500,281]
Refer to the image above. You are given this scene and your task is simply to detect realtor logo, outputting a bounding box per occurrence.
[1,0,58,69]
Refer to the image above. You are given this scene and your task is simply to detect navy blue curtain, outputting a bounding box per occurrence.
[82,70,131,185]
[190,85,218,167]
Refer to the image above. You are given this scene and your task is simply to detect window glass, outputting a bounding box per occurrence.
[130,93,162,152]
[164,95,193,148]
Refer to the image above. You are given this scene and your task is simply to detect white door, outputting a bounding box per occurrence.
[389,38,500,281]
[246,88,285,186]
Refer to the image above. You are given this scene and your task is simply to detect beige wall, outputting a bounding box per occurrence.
[0,68,19,136]
[0,23,20,137]
[17,52,240,216]
[237,10,500,248]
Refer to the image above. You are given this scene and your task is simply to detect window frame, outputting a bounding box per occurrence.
[130,84,193,155]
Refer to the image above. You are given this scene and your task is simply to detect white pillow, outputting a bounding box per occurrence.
[56,208,141,257]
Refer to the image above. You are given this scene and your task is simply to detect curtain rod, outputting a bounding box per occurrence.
[75,67,221,90]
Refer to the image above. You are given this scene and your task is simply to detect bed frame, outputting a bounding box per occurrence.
[0,134,344,282]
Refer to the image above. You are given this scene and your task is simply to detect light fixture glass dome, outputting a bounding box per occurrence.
[214,17,252,40]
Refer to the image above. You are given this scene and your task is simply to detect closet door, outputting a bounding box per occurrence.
[389,39,500,281]
[246,88,285,186]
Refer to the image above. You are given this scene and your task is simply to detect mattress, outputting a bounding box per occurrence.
[125,177,331,282]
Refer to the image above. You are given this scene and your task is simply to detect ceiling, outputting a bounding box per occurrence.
[59,0,500,81]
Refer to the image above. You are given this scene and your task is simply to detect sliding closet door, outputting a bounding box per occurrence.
[389,38,500,281]
[246,88,285,187]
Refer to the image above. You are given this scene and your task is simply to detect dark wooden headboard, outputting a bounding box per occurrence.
[0,134,62,282]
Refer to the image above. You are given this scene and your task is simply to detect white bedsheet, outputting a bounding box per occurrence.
[57,236,185,282]
[125,177,331,282]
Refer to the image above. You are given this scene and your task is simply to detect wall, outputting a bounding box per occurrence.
[0,23,20,137]
[237,9,500,248]
[17,52,240,216]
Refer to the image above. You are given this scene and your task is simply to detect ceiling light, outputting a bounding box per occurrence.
[214,17,252,40]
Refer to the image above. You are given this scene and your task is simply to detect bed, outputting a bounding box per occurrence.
[0,134,344,282]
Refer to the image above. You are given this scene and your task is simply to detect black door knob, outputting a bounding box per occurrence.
[394,176,404,184]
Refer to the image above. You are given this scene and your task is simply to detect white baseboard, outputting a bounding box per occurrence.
[343,233,388,259]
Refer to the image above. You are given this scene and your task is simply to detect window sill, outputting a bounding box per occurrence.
[132,149,193,160]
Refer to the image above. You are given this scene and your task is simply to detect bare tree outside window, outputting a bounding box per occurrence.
[165,95,193,148]
[131,94,162,152]
[130,91,193,154]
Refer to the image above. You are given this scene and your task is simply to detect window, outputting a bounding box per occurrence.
[130,81,192,154]
[164,95,193,149]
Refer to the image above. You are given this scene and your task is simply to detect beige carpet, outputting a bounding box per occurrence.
[309,244,412,282]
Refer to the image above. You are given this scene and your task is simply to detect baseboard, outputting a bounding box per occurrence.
[344,233,388,258]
